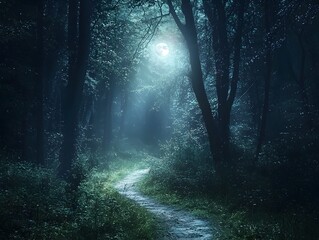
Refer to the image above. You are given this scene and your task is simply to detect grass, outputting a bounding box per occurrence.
[0,152,158,240]
[75,151,160,240]
[138,173,319,240]
[138,177,232,239]
[4,149,317,239]
[106,151,152,184]
[76,167,157,240]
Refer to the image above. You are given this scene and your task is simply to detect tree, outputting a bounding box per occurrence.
[167,0,245,174]
[254,0,319,160]
[255,0,274,161]
[59,0,92,179]
[35,0,45,165]
[295,30,313,131]
[203,0,245,161]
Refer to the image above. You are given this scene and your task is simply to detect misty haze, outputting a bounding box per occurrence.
[1,0,319,239]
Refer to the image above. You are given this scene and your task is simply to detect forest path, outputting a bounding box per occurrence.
[115,169,218,240]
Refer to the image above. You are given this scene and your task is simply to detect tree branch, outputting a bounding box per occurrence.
[227,1,245,107]
[166,0,186,35]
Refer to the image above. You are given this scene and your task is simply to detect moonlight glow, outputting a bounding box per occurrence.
[155,42,169,57]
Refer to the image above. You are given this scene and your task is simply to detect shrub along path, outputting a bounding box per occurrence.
[115,169,219,239]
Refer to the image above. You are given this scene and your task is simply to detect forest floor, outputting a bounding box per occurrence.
[109,151,319,240]
[115,168,219,240]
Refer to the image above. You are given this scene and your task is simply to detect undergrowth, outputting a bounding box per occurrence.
[0,151,157,240]
[76,169,156,240]
[138,139,319,240]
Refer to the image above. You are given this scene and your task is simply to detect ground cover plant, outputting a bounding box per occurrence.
[0,154,157,240]
[139,138,319,240]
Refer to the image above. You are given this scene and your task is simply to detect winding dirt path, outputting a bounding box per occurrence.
[115,169,219,240]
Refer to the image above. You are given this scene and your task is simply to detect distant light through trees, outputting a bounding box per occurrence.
[155,42,169,57]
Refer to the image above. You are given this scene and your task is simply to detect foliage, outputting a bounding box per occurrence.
[76,170,156,240]
[106,150,153,183]
[254,132,319,207]
[0,160,72,239]
[1,0,319,239]
[141,145,319,239]
[0,155,157,240]
[140,130,319,239]
[148,137,213,194]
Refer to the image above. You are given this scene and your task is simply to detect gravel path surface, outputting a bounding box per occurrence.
[115,169,219,240]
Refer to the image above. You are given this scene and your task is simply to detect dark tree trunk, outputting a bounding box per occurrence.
[81,95,95,128]
[168,0,244,174]
[68,0,78,79]
[119,90,129,137]
[102,87,114,150]
[167,0,222,170]
[21,84,31,162]
[308,43,319,108]
[203,1,230,155]
[221,1,244,161]
[46,0,67,133]
[202,0,244,162]
[59,0,91,179]
[255,0,273,161]
[36,0,45,166]
[297,32,313,130]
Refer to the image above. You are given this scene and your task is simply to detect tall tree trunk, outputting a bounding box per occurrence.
[297,32,313,130]
[102,87,114,150]
[59,0,91,179]
[46,0,67,133]
[203,1,230,155]
[119,90,129,137]
[255,0,273,161]
[168,0,244,173]
[167,0,222,171]
[36,0,45,165]
[221,0,244,161]
[202,0,244,163]
[308,43,319,108]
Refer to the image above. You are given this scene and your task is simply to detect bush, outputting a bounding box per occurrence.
[0,158,157,240]
[148,138,213,194]
[143,134,319,240]
[76,171,157,240]
[0,161,73,239]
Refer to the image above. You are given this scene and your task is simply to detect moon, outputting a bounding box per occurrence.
[155,42,169,57]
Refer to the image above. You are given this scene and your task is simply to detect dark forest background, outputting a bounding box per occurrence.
[1,0,319,239]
